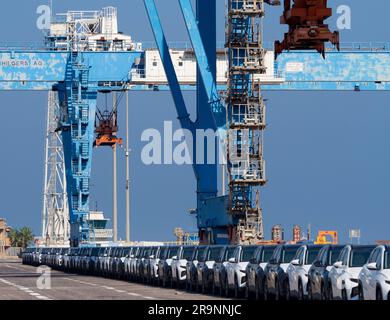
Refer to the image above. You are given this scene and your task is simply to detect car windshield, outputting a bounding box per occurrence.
[226,247,236,261]
[143,248,151,258]
[330,247,343,265]
[385,251,389,269]
[159,248,167,259]
[209,247,222,261]
[167,247,178,259]
[182,247,194,260]
[306,247,322,265]
[196,247,206,260]
[261,247,275,263]
[350,247,375,267]
[282,247,299,263]
[242,246,257,262]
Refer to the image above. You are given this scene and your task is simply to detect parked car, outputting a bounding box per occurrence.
[158,246,180,287]
[172,246,195,289]
[286,245,322,300]
[197,246,223,294]
[358,245,390,300]
[88,247,103,275]
[245,245,276,300]
[226,245,258,298]
[108,247,122,278]
[148,246,162,285]
[139,247,153,283]
[307,245,344,300]
[328,245,375,300]
[116,247,132,280]
[264,245,301,300]
[63,247,74,271]
[129,247,141,281]
[96,247,109,277]
[123,247,135,280]
[212,246,236,296]
[186,246,207,291]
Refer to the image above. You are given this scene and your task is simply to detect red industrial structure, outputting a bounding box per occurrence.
[275,0,340,58]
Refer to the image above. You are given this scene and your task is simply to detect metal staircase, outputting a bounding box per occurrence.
[63,50,93,246]
[226,0,268,244]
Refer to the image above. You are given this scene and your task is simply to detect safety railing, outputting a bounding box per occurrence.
[130,67,284,84]
[1,41,390,52]
[230,161,266,183]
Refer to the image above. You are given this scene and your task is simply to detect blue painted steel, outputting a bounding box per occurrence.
[179,0,225,128]
[1,49,390,91]
[143,0,194,134]
[145,0,228,244]
[58,52,98,246]
[0,51,142,90]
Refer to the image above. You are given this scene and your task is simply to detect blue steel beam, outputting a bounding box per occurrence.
[144,0,226,243]
[179,0,225,129]
[0,51,142,90]
[143,0,194,134]
[1,50,390,91]
[194,0,225,243]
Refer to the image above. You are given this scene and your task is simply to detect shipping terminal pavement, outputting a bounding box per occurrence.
[0,259,227,300]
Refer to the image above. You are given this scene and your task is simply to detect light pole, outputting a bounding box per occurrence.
[112,92,118,242]
[125,91,131,242]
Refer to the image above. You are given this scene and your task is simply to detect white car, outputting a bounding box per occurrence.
[226,245,258,298]
[197,246,223,294]
[287,245,323,300]
[129,247,141,280]
[329,245,375,300]
[172,246,195,288]
[359,245,390,300]
[149,246,163,285]
[124,247,136,280]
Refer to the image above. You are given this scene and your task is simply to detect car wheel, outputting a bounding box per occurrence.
[176,271,180,289]
[254,279,260,300]
[358,283,364,301]
[263,279,269,301]
[234,276,239,299]
[274,279,280,301]
[185,279,189,291]
[245,283,250,300]
[225,277,230,298]
[308,282,313,300]
[376,287,384,301]
[220,275,225,296]
[298,281,305,301]
[321,282,327,300]
[342,288,348,301]
[285,279,291,301]
[328,282,334,300]
[202,279,206,294]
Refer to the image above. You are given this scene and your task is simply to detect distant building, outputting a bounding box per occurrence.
[0,218,11,255]
[272,225,284,242]
[87,211,113,244]
[376,240,390,245]
[293,225,302,243]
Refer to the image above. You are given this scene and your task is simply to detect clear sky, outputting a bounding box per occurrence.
[0,0,389,244]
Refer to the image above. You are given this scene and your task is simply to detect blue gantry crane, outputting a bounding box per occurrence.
[1,1,390,246]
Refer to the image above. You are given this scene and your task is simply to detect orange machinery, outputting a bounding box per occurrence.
[314,230,339,245]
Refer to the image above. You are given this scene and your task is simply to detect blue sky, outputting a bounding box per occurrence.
[0,0,389,243]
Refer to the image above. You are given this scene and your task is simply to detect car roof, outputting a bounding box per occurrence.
[305,245,323,249]
[349,245,376,250]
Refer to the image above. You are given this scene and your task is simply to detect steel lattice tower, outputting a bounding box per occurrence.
[226,0,267,244]
[42,91,70,246]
